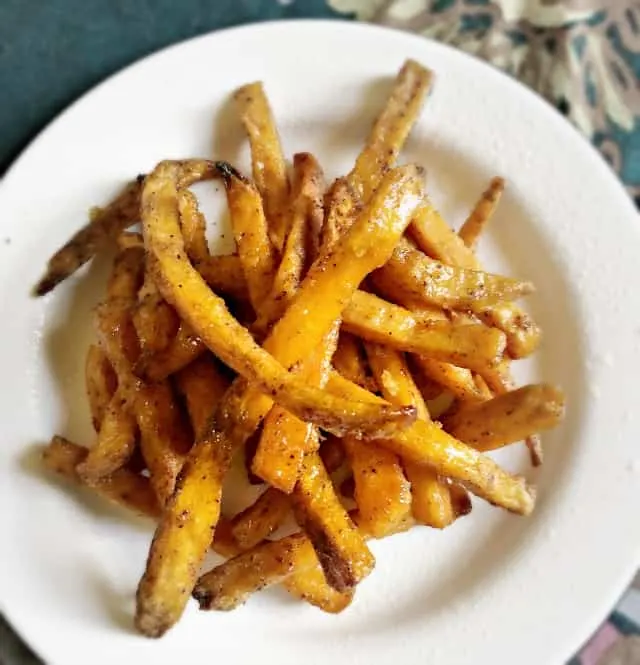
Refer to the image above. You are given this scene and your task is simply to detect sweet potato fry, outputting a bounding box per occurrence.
[85,344,117,431]
[411,355,485,402]
[343,290,506,372]
[332,332,376,392]
[195,254,250,302]
[218,162,278,310]
[177,188,210,263]
[234,82,289,250]
[43,436,160,518]
[366,343,460,529]
[325,371,535,515]
[283,562,354,613]
[323,60,432,244]
[142,160,416,439]
[135,430,232,636]
[441,384,565,451]
[409,203,541,358]
[194,533,312,611]
[230,487,290,550]
[458,177,504,249]
[292,452,375,591]
[373,238,535,312]
[174,354,230,438]
[34,176,144,295]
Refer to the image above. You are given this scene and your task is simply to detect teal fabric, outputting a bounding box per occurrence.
[0,0,343,173]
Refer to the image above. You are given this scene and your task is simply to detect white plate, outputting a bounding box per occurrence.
[0,19,639,665]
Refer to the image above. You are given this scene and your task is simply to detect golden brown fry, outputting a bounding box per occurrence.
[411,355,484,403]
[142,160,418,439]
[133,296,179,355]
[458,177,505,249]
[283,563,354,614]
[43,436,160,518]
[295,152,325,263]
[441,384,565,451]
[230,487,290,550]
[137,322,205,382]
[326,371,535,515]
[135,430,231,637]
[195,254,250,302]
[218,162,278,310]
[174,354,230,438]
[293,452,375,591]
[332,332,376,392]
[177,188,210,263]
[116,231,144,250]
[343,290,506,373]
[34,176,144,296]
[85,344,117,431]
[234,82,290,250]
[366,343,459,529]
[323,60,432,244]
[77,394,138,481]
[373,238,535,312]
[409,203,541,358]
[194,533,312,611]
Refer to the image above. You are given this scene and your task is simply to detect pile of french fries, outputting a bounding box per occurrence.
[35,60,565,638]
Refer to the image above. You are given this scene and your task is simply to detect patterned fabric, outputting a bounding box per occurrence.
[0,1,638,663]
[330,0,640,205]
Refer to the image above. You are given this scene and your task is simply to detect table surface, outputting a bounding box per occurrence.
[0,2,638,664]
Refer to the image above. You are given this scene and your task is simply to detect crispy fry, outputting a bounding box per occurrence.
[234,82,289,250]
[292,452,375,591]
[137,323,205,382]
[34,176,144,296]
[332,332,376,392]
[230,488,290,550]
[283,562,354,613]
[174,354,230,437]
[373,238,535,312]
[411,355,484,402]
[458,177,505,249]
[366,344,459,529]
[326,371,535,515]
[135,430,231,636]
[116,231,144,250]
[142,160,416,439]
[218,162,278,310]
[295,152,325,263]
[441,384,565,451]
[343,290,506,372]
[43,436,160,518]
[323,60,432,244]
[177,188,210,263]
[409,203,541,358]
[195,254,250,302]
[194,533,312,611]
[85,344,117,431]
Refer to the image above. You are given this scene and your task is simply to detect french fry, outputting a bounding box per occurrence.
[253,153,324,333]
[142,160,416,439]
[373,238,535,313]
[195,254,251,302]
[229,487,290,550]
[116,231,144,250]
[409,203,541,358]
[326,371,535,515]
[458,177,505,249]
[332,332,376,392]
[85,344,117,431]
[43,436,160,518]
[194,533,313,611]
[34,176,144,295]
[343,290,506,373]
[366,343,460,529]
[218,162,278,310]
[174,354,230,438]
[411,355,485,402]
[135,430,232,636]
[234,82,290,251]
[292,452,375,591]
[323,60,432,245]
[283,562,354,613]
[441,384,565,451]
[177,188,210,263]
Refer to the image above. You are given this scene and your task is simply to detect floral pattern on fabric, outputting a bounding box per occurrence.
[329,0,640,202]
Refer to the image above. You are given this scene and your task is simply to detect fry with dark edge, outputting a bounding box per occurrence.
[458,177,505,249]
[34,176,144,295]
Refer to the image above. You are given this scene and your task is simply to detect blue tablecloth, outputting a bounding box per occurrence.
[1,2,638,664]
